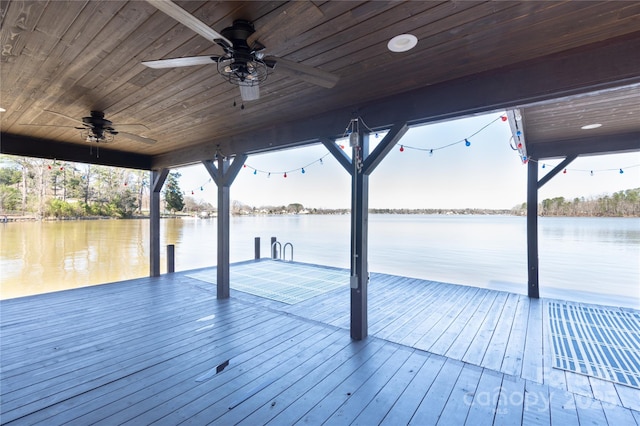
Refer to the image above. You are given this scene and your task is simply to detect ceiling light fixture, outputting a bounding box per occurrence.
[387,34,418,52]
[581,123,602,130]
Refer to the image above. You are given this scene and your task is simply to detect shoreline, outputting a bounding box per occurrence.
[3,210,640,222]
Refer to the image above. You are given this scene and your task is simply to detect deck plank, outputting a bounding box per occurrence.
[412,287,482,352]
[235,332,374,425]
[265,339,387,425]
[501,295,530,377]
[350,351,430,426]
[445,290,499,361]
[2,261,638,425]
[522,298,544,383]
[378,354,447,426]
[494,375,526,426]
[410,357,465,425]
[522,380,551,426]
[429,288,492,355]
[482,292,521,371]
[575,395,608,425]
[549,388,580,426]
[318,346,414,426]
[462,292,509,366]
[156,326,342,425]
[464,368,503,425]
[436,363,483,425]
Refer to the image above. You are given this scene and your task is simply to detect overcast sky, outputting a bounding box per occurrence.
[177,111,640,210]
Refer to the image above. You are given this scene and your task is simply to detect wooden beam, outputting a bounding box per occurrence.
[528,132,640,160]
[321,137,351,173]
[150,31,640,169]
[0,133,152,170]
[363,122,409,175]
[537,155,578,189]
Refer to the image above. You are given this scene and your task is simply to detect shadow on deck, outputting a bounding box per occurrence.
[1,259,639,425]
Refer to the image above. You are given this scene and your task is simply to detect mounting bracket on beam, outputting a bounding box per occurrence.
[506,109,527,163]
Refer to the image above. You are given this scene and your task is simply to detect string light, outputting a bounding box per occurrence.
[243,152,332,179]
[399,115,503,154]
[536,160,639,176]
[182,112,635,193]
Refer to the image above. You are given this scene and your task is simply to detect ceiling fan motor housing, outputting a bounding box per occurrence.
[218,20,267,84]
[83,111,117,139]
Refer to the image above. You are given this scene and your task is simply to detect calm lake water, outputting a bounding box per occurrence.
[1,215,638,308]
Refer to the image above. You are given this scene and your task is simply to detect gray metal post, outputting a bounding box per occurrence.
[167,244,175,273]
[526,159,539,298]
[254,237,260,259]
[271,236,277,258]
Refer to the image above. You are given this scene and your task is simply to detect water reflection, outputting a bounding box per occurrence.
[1,216,638,308]
[1,220,151,298]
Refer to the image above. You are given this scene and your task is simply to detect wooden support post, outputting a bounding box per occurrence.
[150,169,169,277]
[271,236,277,259]
[527,154,577,298]
[526,159,539,298]
[202,154,247,299]
[254,237,260,259]
[323,121,407,341]
[350,131,369,340]
[217,158,231,298]
[167,244,175,273]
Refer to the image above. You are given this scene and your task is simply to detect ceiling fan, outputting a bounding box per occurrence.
[141,0,340,101]
[26,110,156,145]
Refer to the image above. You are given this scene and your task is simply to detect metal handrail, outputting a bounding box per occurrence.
[282,242,293,262]
[271,241,282,260]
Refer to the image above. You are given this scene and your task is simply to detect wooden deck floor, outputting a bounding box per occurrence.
[2,260,639,425]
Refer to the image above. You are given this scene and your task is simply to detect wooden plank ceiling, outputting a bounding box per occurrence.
[1,1,639,169]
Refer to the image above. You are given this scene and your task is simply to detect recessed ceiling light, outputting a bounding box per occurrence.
[581,123,602,130]
[387,34,418,52]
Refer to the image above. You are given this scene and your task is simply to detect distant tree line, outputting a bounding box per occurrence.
[0,156,150,219]
[512,188,640,217]
[2,155,636,219]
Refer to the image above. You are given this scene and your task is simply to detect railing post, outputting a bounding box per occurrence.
[254,237,261,259]
[167,244,175,273]
[271,236,277,259]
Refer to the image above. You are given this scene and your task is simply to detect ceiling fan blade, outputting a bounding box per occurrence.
[43,109,85,125]
[145,0,232,48]
[115,123,151,133]
[20,124,80,129]
[266,56,339,89]
[142,55,217,69]
[117,132,157,145]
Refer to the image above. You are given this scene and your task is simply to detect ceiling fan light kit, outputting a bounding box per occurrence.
[142,0,339,101]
